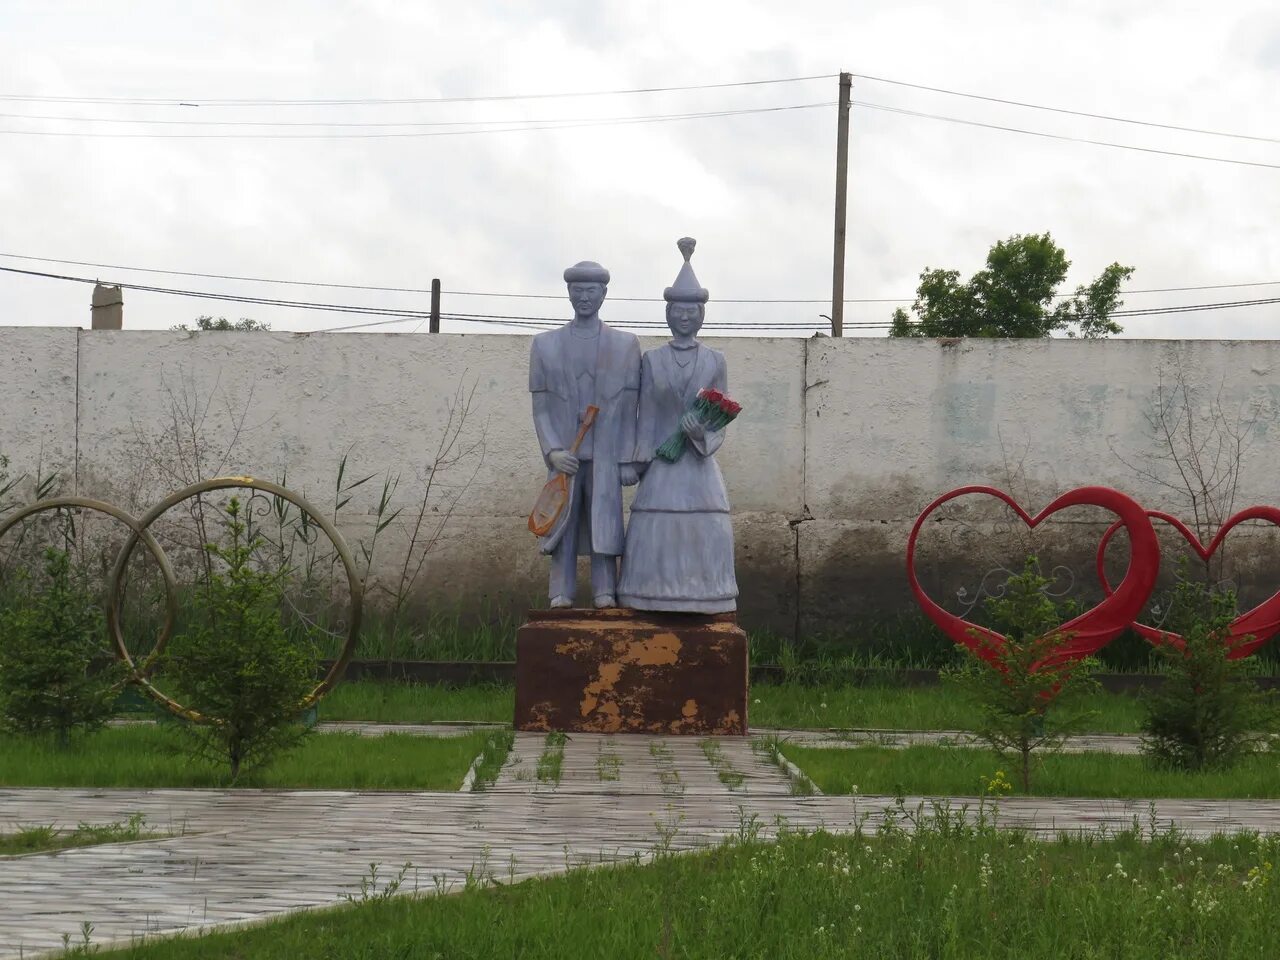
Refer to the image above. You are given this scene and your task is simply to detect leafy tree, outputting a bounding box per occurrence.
[1141,567,1279,771]
[944,557,1100,792]
[165,498,314,780]
[889,233,1134,339]
[0,549,121,745]
[171,316,271,332]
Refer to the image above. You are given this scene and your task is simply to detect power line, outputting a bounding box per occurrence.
[328,313,832,333]
[4,265,1277,337]
[0,265,826,331]
[0,101,832,139]
[854,100,1280,172]
[0,252,907,304]
[4,252,1278,305]
[855,296,1280,330]
[0,73,836,108]
[851,72,1280,145]
[0,106,816,128]
[1108,296,1280,318]
[0,252,921,310]
[10,67,1272,148]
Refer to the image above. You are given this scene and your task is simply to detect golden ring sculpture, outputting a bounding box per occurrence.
[0,476,364,725]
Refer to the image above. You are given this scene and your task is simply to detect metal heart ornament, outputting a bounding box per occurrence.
[907,485,1161,668]
[1096,506,1280,659]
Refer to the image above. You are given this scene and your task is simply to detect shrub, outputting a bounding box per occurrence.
[0,549,121,744]
[944,557,1099,791]
[1141,568,1279,771]
[165,498,316,781]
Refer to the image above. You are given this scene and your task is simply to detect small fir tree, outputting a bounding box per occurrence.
[0,549,121,745]
[165,498,315,781]
[1141,567,1279,771]
[944,557,1100,792]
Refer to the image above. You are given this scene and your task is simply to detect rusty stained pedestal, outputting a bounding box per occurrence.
[514,608,748,735]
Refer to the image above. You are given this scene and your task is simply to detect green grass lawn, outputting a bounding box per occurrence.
[0,726,506,791]
[751,682,1144,732]
[86,825,1280,959]
[781,742,1280,798]
[318,680,514,724]
[314,679,1147,733]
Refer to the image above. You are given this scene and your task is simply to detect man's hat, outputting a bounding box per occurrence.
[563,261,610,284]
[663,237,709,303]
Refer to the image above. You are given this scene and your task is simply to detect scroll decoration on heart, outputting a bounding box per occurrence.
[1096,506,1280,659]
[906,485,1161,669]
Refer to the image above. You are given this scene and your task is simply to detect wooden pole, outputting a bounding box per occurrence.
[429,278,441,333]
[830,72,852,338]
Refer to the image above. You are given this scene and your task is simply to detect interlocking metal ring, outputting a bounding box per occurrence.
[0,476,364,725]
[0,496,179,683]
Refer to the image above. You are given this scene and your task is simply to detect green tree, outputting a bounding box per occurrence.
[165,498,314,780]
[1141,567,1279,771]
[0,550,121,745]
[944,557,1100,792]
[889,233,1133,339]
[171,316,271,332]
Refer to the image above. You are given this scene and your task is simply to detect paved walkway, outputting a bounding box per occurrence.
[774,728,1148,754]
[3,730,1279,957]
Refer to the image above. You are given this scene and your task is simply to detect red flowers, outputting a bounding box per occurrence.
[655,388,744,462]
[698,388,743,417]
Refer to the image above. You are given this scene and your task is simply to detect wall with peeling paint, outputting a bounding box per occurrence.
[2,329,1279,637]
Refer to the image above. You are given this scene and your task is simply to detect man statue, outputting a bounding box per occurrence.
[530,261,641,608]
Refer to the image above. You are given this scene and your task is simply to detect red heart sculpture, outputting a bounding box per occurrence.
[1096,506,1280,659]
[908,485,1160,668]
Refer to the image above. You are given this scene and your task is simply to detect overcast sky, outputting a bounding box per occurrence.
[0,0,1277,338]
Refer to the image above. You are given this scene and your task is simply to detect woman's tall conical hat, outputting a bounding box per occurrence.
[663,237,709,304]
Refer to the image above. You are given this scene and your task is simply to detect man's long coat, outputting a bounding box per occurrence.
[529,322,640,556]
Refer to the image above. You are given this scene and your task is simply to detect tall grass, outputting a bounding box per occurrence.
[84,819,1280,959]
[750,611,958,669]
[341,608,522,662]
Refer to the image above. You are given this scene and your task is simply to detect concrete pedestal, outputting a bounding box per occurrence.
[514,608,748,735]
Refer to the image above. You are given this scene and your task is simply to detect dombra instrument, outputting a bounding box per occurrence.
[528,404,598,537]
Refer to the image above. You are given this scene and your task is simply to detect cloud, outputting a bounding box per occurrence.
[0,0,1276,340]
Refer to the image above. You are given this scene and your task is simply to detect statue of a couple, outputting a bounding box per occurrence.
[529,239,738,614]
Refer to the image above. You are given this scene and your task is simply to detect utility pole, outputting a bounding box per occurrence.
[429,278,441,333]
[830,71,852,338]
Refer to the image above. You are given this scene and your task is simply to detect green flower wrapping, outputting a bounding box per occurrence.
[655,388,742,463]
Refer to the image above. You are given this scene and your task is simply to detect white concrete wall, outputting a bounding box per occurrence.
[803,338,1280,628]
[0,328,77,496]
[2,328,1278,633]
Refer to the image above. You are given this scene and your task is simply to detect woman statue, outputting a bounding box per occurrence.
[618,238,738,613]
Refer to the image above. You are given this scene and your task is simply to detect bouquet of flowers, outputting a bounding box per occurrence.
[655,388,743,462]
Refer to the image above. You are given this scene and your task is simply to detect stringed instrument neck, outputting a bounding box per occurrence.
[567,405,598,456]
